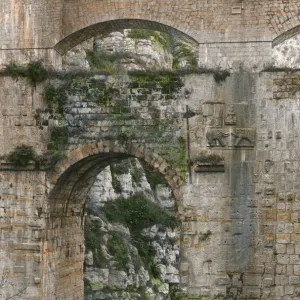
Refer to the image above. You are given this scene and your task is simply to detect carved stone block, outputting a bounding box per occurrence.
[231,128,255,147]
[206,127,255,148]
[206,128,230,147]
[225,105,236,125]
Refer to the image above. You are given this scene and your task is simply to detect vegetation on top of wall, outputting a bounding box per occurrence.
[191,153,224,165]
[8,145,37,167]
[178,67,230,83]
[260,65,300,73]
[128,70,184,94]
[5,61,48,85]
[212,70,230,83]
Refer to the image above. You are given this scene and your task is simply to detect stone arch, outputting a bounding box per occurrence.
[43,141,183,300]
[54,18,199,55]
[273,25,300,47]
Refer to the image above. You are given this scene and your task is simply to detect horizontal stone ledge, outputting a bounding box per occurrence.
[12,243,40,251]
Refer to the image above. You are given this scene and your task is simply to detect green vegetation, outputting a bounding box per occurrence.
[130,164,144,186]
[198,230,212,242]
[192,153,224,165]
[103,194,177,231]
[143,165,166,190]
[107,232,129,271]
[8,145,37,167]
[45,84,68,115]
[128,29,173,52]
[85,218,107,268]
[47,126,69,162]
[178,137,187,181]
[261,65,300,73]
[212,70,230,84]
[173,42,198,70]
[128,70,184,94]
[103,194,177,278]
[5,61,48,85]
[86,50,146,73]
[86,51,119,73]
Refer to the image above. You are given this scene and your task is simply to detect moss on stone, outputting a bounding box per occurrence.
[47,126,69,162]
[8,145,37,167]
[45,84,68,115]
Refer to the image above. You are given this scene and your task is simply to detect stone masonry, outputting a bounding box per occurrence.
[2,1,300,300]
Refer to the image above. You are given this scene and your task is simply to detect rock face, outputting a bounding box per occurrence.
[84,158,180,300]
[62,29,197,71]
[273,35,300,68]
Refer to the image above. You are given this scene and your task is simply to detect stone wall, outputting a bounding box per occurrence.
[1,64,300,299]
[3,1,300,298]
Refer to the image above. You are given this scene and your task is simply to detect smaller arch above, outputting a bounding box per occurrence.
[54,19,199,55]
[273,25,300,47]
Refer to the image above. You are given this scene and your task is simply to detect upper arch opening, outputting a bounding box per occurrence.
[54,19,199,55]
[272,25,300,48]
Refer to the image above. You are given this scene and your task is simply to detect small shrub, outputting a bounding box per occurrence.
[213,70,230,84]
[260,65,300,73]
[172,42,198,70]
[143,165,166,190]
[5,62,27,78]
[103,194,178,278]
[128,70,183,94]
[27,61,48,84]
[131,165,144,185]
[107,232,129,271]
[5,61,48,85]
[8,145,37,167]
[128,29,173,51]
[111,175,123,194]
[192,153,224,165]
[103,194,177,233]
[85,218,107,268]
[199,230,212,241]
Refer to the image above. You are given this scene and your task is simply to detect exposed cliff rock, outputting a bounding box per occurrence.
[62,29,197,71]
[84,158,179,300]
[273,35,300,68]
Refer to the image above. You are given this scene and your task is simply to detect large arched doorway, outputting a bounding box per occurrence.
[43,142,183,300]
